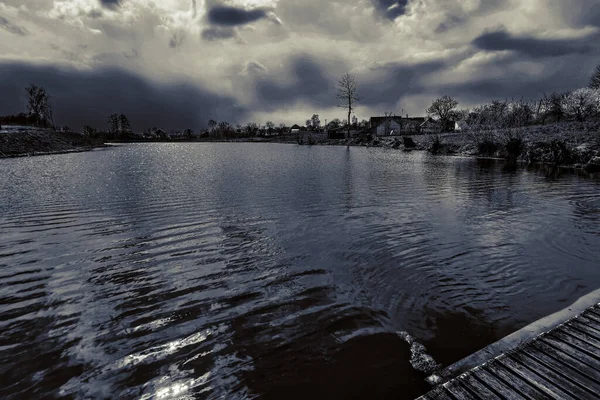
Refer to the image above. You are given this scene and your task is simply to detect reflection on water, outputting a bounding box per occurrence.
[1,144,599,399]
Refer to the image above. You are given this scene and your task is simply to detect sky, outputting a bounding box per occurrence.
[0,0,599,131]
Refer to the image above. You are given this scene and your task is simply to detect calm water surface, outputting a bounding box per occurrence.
[1,143,599,399]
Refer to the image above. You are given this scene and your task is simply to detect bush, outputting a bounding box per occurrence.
[403,136,416,148]
[477,139,499,156]
[429,136,443,154]
[505,137,524,159]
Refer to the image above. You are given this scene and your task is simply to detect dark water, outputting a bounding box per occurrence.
[1,143,599,399]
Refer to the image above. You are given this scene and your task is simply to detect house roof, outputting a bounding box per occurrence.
[290,124,301,129]
[370,116,403,125]
[420,117,440,127]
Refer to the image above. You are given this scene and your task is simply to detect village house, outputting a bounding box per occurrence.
[370,116,426,136]
[419,117,442,134]
[290,124,301,134]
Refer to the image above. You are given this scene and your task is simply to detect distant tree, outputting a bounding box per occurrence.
[184,128,194,139]
[25,85,53,127]
[336,73,360,138]
[118,114,131,136]
[329,118,342,129]
[351,115,358,129]
[83,125,97,136]
[265,121,275,130]
[358,119,369,130]
[589,62,600,90]
[311,114,321,129]
[305,119,312,129]
[208,119,218,136]
[427,95,459,131]
[561,88,599,121]
[107,113,119,134]
[218,121,230,138]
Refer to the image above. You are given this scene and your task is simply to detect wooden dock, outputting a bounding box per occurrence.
[418,291,600,400]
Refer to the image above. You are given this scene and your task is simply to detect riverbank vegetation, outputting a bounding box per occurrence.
[2,66,600,166]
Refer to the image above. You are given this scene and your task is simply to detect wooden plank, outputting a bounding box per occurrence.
[532,338,600,389]
[471,367,528,400]
[549,330,600,363]
[583,310,600,323]
[497,355,576,400]
[459,373,499,399]
[561,323,600,349]
[568,319,600,342]
[516,348,599,399]
[577,315,600,332]
[510,351,592,399]
[443,378,477,400]
[485,360,552,400]
[547,330,600,360]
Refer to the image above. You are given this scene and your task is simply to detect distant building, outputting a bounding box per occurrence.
[454,120,469,131]
[290,124,301,134]
[370,116,426,136]
[419,117,442,134]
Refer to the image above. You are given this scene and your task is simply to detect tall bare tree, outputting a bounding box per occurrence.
[589,62,600,90]
[336,73,360,139]
[25,85,53,127]
[311,114,321,129]
[426,95,459,132]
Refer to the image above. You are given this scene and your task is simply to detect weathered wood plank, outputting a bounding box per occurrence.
[576,315,600,333]
[497,355,576,400]
[443,378,476,400]
[459,373,499,399]
[471,367,528,400]
[583,310,600,324]
[417,298,600,400]
[568,319,600,342]
[560,323,600,350]
[532,339,600,390]
[516,348,599,399]
[485,360,552,400]
[547,330,600,361]
[548,331,600,365]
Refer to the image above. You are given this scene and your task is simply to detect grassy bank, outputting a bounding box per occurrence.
[0,129,106,158]
[306,122,600,172]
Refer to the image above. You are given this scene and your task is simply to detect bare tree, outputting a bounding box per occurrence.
[311,114,321,130]
[265,121,275,130]
[426,95,459,131]
[208,119,218,137]
[107,113,119,134]
[25,85,53,127]
[561,88,599,121]
[336,73,360,138]
[589,62,600,90]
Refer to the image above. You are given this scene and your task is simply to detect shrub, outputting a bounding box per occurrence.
[505,137,524,159]
[403,136,416,148]
[477,139,499,156]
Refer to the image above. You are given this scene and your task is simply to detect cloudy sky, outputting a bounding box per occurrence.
[0,0,599,130]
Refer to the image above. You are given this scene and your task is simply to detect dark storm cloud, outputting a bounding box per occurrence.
[0,62,246,130]
[359,60,447,107]
[207,5,269,26]
[99,0,121,9]
[473,29,596,58]
[254,56,335,111]
[0,16,29,36]
[373,0,409,20]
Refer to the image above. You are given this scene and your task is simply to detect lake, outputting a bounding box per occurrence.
[1,143,599,399]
